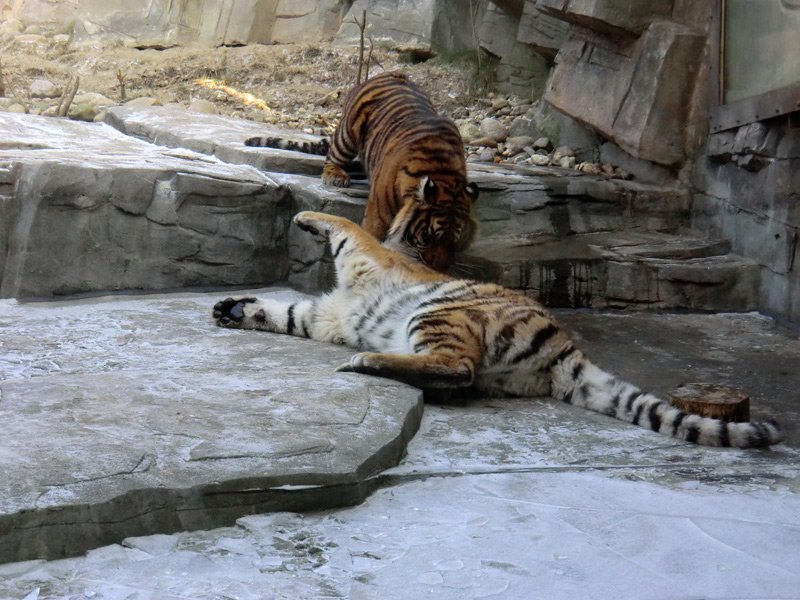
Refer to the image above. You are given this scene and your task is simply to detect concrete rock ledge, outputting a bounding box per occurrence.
[0,290,423,563]
[0,113,291,299]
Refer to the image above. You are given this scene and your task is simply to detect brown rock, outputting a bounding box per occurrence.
[14,34,49,45]
[552,145,575,162]
[471,137,499,148]
[577,162,602,175]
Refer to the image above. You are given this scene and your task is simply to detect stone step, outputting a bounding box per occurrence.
[467,163,691,236]
[105,106,691,234]
[454,230,761,311]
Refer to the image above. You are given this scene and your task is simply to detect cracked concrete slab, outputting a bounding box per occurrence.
[0,289,423,564]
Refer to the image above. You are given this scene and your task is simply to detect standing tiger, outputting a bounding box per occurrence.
[245,71,479,272]
[213,211,783,449]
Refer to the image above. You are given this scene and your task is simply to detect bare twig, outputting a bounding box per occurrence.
[57,75,80,117]
[0,56,5,98]
[469,0,482,74]
[6,77,29,112]
[354,9,366,85]
[115,68,128,101]
[365,36,374,81]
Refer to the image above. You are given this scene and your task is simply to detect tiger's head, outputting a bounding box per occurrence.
[384,176,479,272]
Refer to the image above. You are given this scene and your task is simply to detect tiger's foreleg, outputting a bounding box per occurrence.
[336,352,476,390]
[213,296,316,338]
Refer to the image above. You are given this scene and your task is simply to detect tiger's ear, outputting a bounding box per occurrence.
[417,176,437,206]
[465,182,479,204]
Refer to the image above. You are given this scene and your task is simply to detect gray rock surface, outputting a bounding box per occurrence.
[104,105,329,177]
[517,0,569,58]
[600,140,673,185]
[0,113,290,299]
[693,141,800,322]
[458,230,760,311]
[478,2,550,99]
[0,289,423,563]
[4,107,763,314]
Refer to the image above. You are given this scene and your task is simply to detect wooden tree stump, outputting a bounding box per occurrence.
[668,383,750,422]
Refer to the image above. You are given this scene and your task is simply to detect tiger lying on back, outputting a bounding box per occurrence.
[245,71,479,272]
[213,212,783,449]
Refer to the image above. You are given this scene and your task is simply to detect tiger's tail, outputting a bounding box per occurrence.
[550,348,782,448]
[244,136,330,155]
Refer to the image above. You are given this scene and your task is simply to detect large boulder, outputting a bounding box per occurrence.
[544,22,705,166]
[517,0,569,59]
[536,0,673,37]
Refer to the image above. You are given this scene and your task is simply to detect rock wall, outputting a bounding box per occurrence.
[693,122,800,323]
[530,0,799,323]
[335,0,475,53]
[539,1,709,168]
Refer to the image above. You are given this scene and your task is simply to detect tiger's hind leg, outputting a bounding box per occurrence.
[293,211,397,286]
[322,117,358,187]
[294,211,380,253]
[336,352,476,390]
[322,162,351,188]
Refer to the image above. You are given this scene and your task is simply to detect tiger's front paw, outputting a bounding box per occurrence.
[322,164,350,188]
[213,297,257,327]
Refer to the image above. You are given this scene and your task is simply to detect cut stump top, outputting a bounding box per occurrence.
[668,382,750,422]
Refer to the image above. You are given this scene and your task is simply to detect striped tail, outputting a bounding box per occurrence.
[550,349,782,449]
[244,136,330,155]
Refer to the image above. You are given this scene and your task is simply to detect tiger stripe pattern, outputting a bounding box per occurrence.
[244,136,330,156]
[245,71,479,272]
[213,212,783,449]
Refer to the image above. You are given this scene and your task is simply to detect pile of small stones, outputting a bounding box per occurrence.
[454,93,629,178]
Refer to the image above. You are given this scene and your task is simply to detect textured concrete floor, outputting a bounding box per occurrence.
[1,290,798,599]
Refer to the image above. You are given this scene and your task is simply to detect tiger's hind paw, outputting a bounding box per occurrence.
[293,212,329,238]
[335,352,377,375]
[322,164,350,187]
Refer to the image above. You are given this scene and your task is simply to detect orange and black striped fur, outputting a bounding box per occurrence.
[245,72,479,272]
[213,212,782,449]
